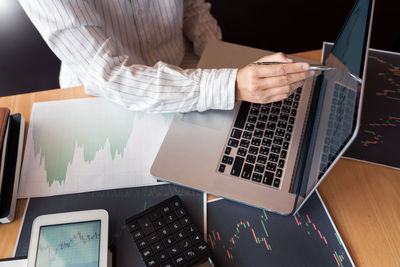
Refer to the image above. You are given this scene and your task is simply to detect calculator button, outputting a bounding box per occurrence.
[174,255,186,266]
[167,244,181,257]
[127,221,139,232]
[145,256,158,267]
[160,260,174,267]
[195,242,208,255]
[163,236,175,247]
[147,233,159,244]
[174,230,186,241]
[137,238,149,250]
[165,213,177,223]
[184,248,197,260]
[151,242,164,253]
[161,205,172,214]
[169,222,182,233]
[156,252,170,263]
[179,239,191,250]
[141,247,153,259]
[184,225,196,235]
[138,216,155,235]
[171,198,183,209]
[179,216,191,227]
[175,208,186,217]
[131,230,144,241]
[158,227,171,238]
[190,233,202,244]
[153,218,166,230]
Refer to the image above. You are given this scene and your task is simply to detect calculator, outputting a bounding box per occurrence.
[125,196,213,267]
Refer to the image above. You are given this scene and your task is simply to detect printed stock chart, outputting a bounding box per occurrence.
[344,49,400,168]
[36,221,100,267]
[207,192,353,267]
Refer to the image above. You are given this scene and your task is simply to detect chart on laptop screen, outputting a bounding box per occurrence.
[19,98,173,198]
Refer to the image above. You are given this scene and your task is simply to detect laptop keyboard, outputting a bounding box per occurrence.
[218,87,302,189]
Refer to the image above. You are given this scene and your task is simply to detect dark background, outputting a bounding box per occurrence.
[209,0,400,54]
[0,0,399,97]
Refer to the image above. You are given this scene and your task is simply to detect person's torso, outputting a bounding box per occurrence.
[91,0,185,66]
[60,0,186,88]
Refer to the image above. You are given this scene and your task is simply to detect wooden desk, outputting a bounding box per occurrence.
[0,50,399,266]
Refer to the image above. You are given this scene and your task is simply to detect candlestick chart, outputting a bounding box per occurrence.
[207,192,353,267]
[344,49,400,168]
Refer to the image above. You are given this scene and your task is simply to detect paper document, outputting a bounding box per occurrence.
[19,98,173,198]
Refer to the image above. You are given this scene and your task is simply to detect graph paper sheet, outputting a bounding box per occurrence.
[19,98,174,198]
[207,191,354,267]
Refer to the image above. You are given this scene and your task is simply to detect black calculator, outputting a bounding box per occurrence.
[125,196,213,267]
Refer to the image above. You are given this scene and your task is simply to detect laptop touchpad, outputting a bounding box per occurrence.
[181,110,232,130]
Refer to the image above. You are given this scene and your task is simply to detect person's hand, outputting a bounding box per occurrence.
[235,53,315,103]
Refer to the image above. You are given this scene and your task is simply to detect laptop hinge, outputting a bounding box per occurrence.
[290,74,326,196]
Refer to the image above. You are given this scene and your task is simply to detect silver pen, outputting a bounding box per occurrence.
[252,61,336,71]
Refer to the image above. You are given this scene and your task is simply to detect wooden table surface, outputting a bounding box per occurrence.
[0,50,399,266]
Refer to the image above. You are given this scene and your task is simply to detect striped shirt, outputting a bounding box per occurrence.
[19,0,237,112]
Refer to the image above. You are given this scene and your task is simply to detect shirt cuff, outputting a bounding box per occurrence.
[198,68,238,112]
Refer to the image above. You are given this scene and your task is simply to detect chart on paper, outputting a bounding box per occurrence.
[323,43,400,169]
[19,98,173,198]
[344,49,400,168]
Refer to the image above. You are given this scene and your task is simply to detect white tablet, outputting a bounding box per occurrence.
[27,209,108,267]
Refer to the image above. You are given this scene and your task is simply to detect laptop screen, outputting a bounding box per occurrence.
[302,0,373,196]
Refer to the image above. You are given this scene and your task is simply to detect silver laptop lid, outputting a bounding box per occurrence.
[295,0,374,208]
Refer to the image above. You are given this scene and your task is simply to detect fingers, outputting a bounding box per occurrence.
[256,71,314,90]
[251,62,310,78]
[235,53,316,104]
[248,80,303,103]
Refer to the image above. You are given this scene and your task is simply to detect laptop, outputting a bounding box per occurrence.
[151,0,375,215]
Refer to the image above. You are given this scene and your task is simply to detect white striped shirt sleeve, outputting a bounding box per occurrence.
[18,0,237,113]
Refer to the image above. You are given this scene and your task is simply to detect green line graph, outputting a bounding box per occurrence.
[30,98,172,186]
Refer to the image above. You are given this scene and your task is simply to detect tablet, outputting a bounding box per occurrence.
[27,209,108,267]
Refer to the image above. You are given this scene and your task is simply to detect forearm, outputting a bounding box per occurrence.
[84,49,237,113]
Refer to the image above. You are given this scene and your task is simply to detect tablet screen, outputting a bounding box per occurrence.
[35,220,101,267]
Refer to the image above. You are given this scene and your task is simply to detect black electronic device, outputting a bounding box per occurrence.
[125,196,213,267]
